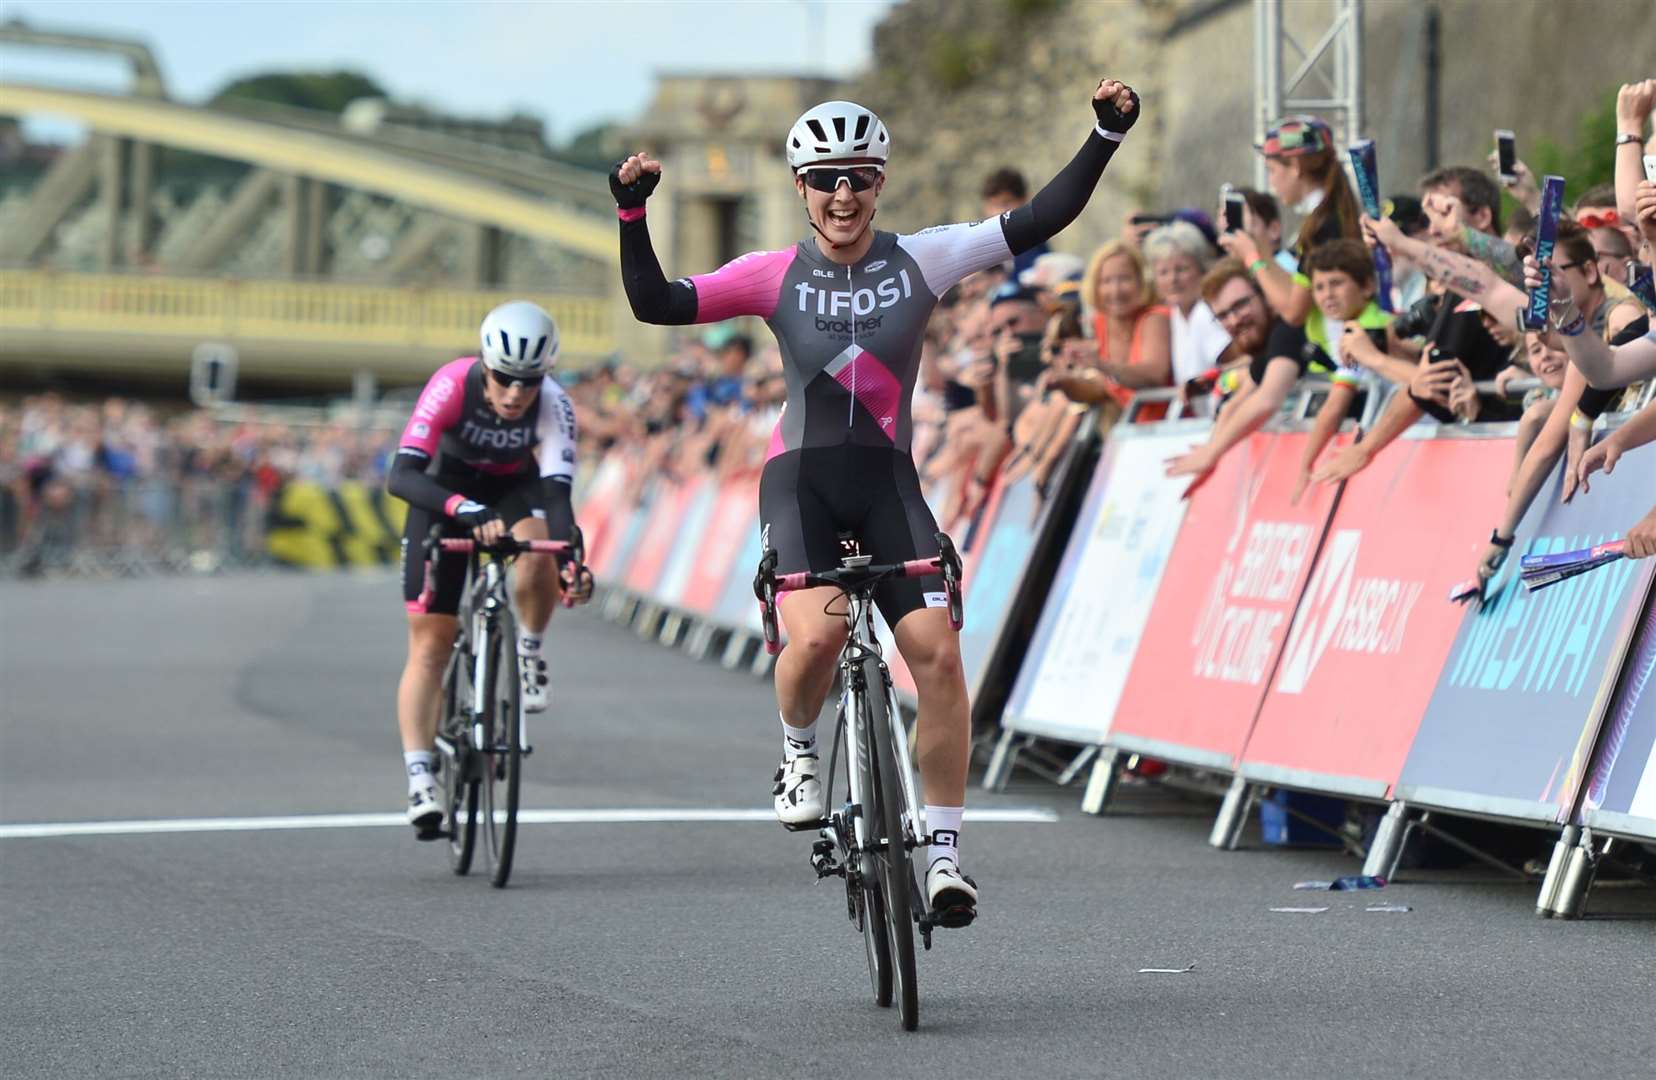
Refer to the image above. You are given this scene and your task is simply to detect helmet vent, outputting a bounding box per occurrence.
[532,335,547,361]
[807,119,829,143]
[498,329,512,356]
[853,115,869,140]
[832,116,845,140]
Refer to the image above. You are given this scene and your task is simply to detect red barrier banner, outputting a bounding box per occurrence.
[1109,432,1338,769]
[575,458,628,571]
[680,475,760,617]
[623,480,696,595]
[655,477,718,607]
[1238,434,1515,798]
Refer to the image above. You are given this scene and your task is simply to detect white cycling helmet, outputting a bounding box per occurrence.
[785,101,890,171]
[479,300,559,378]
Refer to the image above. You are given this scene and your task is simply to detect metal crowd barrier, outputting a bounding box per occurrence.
[0,473,274,578]
[583,374,1656,920]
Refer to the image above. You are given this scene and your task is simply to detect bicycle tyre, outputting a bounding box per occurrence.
[863,657,919,1031]
[852,699,893,1008]
[484,606,522,888]
[441,648,478,875]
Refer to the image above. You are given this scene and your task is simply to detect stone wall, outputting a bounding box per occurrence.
[847,0,1656,253]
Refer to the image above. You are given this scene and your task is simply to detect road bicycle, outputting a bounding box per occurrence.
[754,532,964,1032]
[417,529,583,888]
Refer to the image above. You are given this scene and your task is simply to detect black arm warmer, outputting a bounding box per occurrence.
[619,215,699,325]
[1000,130,1121,256]
[386,450,465,516]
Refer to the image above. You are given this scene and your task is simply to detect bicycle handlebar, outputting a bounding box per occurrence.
[774,557,940,593]
[437,538,570,555]
[753,532,965,655]
[416,527,589,612]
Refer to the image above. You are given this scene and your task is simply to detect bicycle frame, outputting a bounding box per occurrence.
[819,585,926,876]
[464,560,513,752]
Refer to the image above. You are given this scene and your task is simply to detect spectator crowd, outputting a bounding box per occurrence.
[8,78,1656,579]
[0,394,396,575]
[574,77,1656,586]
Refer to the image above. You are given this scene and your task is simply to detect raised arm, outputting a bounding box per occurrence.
[998,79,1139,256]
[611,153,697,325]
[1522,252,1656,388]
[1364,216,1526,326]
[1615,80,1655,221]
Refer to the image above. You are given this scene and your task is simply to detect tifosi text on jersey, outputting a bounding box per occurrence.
[796,270,913,333]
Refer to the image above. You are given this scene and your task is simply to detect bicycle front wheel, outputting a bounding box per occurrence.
[483,608,523,888]
[863,658,919,1032]
[441,648,478,875]
[852,706,893,1008]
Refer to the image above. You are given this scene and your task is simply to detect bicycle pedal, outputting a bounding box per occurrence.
[926,903,977,930]
[781,817,826,833]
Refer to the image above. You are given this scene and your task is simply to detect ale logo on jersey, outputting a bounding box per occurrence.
[1275,529,1425,694]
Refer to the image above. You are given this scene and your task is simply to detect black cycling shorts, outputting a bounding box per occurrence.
[758,445,945,628]
[401,468,575,616]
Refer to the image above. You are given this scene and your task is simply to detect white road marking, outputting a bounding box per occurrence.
[0,806,1058,840]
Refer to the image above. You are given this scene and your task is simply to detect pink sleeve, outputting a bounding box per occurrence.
[688,248,795,323]
[399,357,471,456]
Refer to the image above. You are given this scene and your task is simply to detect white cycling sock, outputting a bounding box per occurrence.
[517,630,544,658]
[780,712,818,759]
[404,750,435,791]
[926,805,963,869]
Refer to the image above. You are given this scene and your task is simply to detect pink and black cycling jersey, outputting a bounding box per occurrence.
[395,357,577,492]
[679,222,1011,456]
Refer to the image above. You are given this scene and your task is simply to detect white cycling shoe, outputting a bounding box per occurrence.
[406,779,445,840]
[519,656,550,713]
[926,860,978,928]
[773,754,824,830]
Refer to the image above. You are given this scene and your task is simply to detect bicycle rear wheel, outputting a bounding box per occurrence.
[441,648,478,875]
[483,607,522,888]
[863,658,919,1032]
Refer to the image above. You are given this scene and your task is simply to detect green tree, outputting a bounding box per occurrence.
[558,122,618,170]
[1529,86,1620,205]
[210,71,388,114]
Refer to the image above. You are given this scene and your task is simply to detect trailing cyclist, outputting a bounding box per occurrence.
[386,301,592,839]
[610,77,1141,924]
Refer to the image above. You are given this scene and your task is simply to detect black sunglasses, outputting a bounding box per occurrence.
[798,165,883,193]
[488,368,540,390]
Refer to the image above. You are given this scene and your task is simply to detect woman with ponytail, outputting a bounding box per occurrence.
[1219,115,1362,327]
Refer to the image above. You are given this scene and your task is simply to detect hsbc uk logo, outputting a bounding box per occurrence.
[1275,530,1425,694]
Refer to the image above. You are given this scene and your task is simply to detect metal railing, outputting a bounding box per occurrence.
[0,269,615,357]
[0,472,281,578]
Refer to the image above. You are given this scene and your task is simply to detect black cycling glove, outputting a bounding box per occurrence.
[610,161,661,210]
[1093,86,1140,135]
[451,498,502,531]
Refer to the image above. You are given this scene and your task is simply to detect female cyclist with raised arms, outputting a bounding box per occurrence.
[386,301,592,839]
[611,78,1139,925]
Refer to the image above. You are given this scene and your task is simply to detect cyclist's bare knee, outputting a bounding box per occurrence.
[894,609,965,688]
[778,592,847,667]
[407,614,456,673]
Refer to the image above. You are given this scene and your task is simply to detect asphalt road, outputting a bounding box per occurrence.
[2,571,1653,1080]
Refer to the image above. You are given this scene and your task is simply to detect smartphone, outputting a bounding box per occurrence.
[1627,260,1656,312]
[1645,154,1656,183]
[1222,186,1245,233]
[1495,129,1517,183]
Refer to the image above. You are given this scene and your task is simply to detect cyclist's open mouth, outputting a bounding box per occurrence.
[825,206,861,233]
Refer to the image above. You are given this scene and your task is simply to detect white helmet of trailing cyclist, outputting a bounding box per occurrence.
[479,300,559,378]
[785,101,890,171]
